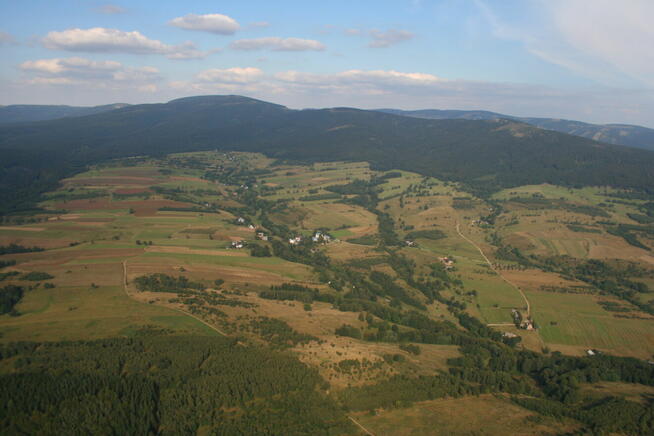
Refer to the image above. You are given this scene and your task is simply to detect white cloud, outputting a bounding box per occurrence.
[19,57,160,91]
[230,37,325,51]
[169,13,240,35]
[368,29,414,48]
[42,27,206,60]
[96,4,126,15]
[275,70,442,90]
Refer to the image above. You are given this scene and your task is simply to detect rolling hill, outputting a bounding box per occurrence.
[1,95,653,214]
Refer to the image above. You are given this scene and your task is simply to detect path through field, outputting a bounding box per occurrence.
[349,416,376,436]
[122,260,227,337]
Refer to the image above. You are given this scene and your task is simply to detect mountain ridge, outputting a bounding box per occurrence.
[377,108,654,151]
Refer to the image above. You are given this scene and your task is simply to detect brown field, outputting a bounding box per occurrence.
[55,199,195,216]
[126,260,301,287]
[64,176,158,186]
[0,236,74,250]
[113,187,152,194]
[0,226,46,232]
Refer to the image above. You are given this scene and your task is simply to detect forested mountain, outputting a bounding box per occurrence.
[0,103,129,124]
[1,95,653,215]
[378,108,654,151]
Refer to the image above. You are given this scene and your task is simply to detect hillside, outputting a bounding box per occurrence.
[1,95,653,215]
[379,108,654,151]
[0,103,130,124]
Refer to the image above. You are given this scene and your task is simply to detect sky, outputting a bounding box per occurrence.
[1,0,653,127]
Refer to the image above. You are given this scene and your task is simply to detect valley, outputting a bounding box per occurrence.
[1,151,653,434]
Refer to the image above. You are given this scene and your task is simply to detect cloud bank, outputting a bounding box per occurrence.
[42,27,206,59]
[19,57,160,92]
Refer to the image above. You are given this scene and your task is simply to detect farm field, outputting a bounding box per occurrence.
[1,151,653,435]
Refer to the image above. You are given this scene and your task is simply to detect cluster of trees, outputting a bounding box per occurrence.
[0,260,16,269]
[0,244,44,255]
[19,271,53,281]
[0,285,23,315]
[249,243,271,257]
[0,334,352,435]
[133,274,204,293]
[247,317,317,349]
[259,283,327,304]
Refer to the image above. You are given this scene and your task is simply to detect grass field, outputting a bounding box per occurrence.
[354,395,579,435]
[527,290,654,358]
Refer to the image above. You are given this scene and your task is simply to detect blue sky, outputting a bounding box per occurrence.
[1,0,653,127]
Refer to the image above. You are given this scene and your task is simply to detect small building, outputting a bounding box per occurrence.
[311,231,332,244]
[586,349,596,356]
[439,256,455,270]
[236,217,245,224]
[404,240,416,247]
[256,232,268,241]
[289,236,302,245]
[230,240,245,249]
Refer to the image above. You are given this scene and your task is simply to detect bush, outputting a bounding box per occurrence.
[335,324,362,340]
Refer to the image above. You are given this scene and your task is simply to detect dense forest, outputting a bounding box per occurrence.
[0,334,352,435]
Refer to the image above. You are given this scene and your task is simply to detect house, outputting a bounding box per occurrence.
[439,256,455,270]
[311,231,332,244]
[230,240,245,249]
[236,217,245,224]
[586,349,596,356]
[503,332,518,339]
[248,224,255,230]
[404,240,416,247]
[289,236,302,245]
[256,232,268,241]
[520,320,534,330]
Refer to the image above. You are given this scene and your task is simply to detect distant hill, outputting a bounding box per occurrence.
[378,109,654,151]
[1,95,653,214]
[0,103,130,124]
